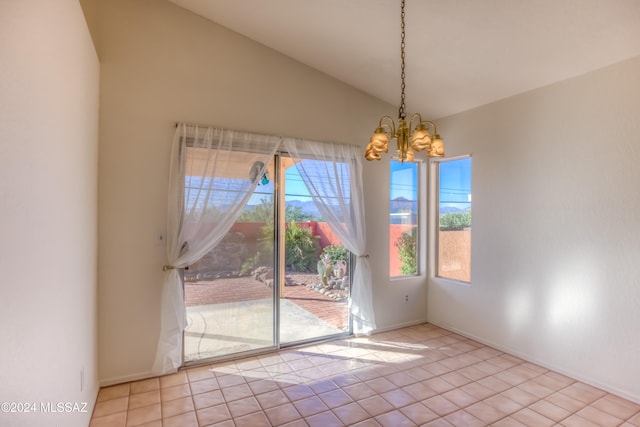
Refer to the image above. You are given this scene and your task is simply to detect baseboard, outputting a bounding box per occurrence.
[427,318,640,405]
[99,370,165,388]
[370,318,430,335]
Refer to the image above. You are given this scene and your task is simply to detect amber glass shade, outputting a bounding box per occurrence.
[411,125,431,152]
[404,148,415,162]
[365,128,389,161]
[428,135,445,157]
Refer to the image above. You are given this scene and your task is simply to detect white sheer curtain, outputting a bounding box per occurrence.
[283,138,376,334]
[153,124,280,375]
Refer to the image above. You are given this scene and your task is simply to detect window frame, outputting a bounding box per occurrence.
[433,155,472,284]
[389,158,425,279]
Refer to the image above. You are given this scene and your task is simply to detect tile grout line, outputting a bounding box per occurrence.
[90,325,640,427]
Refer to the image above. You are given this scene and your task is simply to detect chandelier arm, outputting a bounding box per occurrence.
[409,113,424,130]
[378,115,397,137]
[421,120,438,135]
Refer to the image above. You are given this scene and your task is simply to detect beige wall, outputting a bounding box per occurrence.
[0,1,100,425]
[80,0,430,385]
[429,56,640,402]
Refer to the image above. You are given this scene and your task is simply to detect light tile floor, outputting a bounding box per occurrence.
[90,324,640,426]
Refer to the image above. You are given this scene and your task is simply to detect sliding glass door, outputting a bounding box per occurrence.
[183,152,351,364]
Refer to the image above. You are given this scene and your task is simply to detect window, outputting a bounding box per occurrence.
[390,160,420,277]
[437,157,472,282]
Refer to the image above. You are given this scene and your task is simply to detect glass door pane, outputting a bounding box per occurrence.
[183,157,276,362]
[279,159,350,345]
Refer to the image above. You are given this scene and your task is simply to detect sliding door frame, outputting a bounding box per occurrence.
[182,151,352,368]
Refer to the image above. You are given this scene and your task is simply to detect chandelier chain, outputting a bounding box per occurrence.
[364,0,445,162]
[399,0,406,120]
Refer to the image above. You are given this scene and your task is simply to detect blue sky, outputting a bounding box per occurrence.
[390,160,418,200]
[213,156,471,210]
[389,157,471,210]
[248,164,311,205]
[439,157,472,209]
[284,167,311,201]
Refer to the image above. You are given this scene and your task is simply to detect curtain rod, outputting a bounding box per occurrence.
[175,122,290,143]
[174,122,359,149]
[175,121,215,129]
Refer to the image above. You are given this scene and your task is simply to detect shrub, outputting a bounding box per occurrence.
[240,254,259,275]
[395,227,417,276]
[240,222,274,274]
[285,222,319,272]
[321,244,349,263]
[439,212,471,231]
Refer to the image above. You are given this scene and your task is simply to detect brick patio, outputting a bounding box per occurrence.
[184,274,349,331]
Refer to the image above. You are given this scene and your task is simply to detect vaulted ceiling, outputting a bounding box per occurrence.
[168,0,640,119]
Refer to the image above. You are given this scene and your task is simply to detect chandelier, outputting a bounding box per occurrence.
[365,0,444,162]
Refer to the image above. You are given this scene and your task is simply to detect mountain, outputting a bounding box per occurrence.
[390,196,417,213]
[439,206,471,215]
[285,200,320,217]
[389,197,471,216]
[246,197,469,218]
[244,199,321,218]
[440,206,462,215]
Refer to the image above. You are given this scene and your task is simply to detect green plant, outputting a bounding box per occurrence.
[318,244,349,284]
[285,204,317,221]
[240,222,274,274]
[237,197,273,223]
[240,254,259,275]
[285,222,319,272]
[395,227,417,276]
[317,258,330,286]
[320,244,348,263]
[439,211,471,231]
